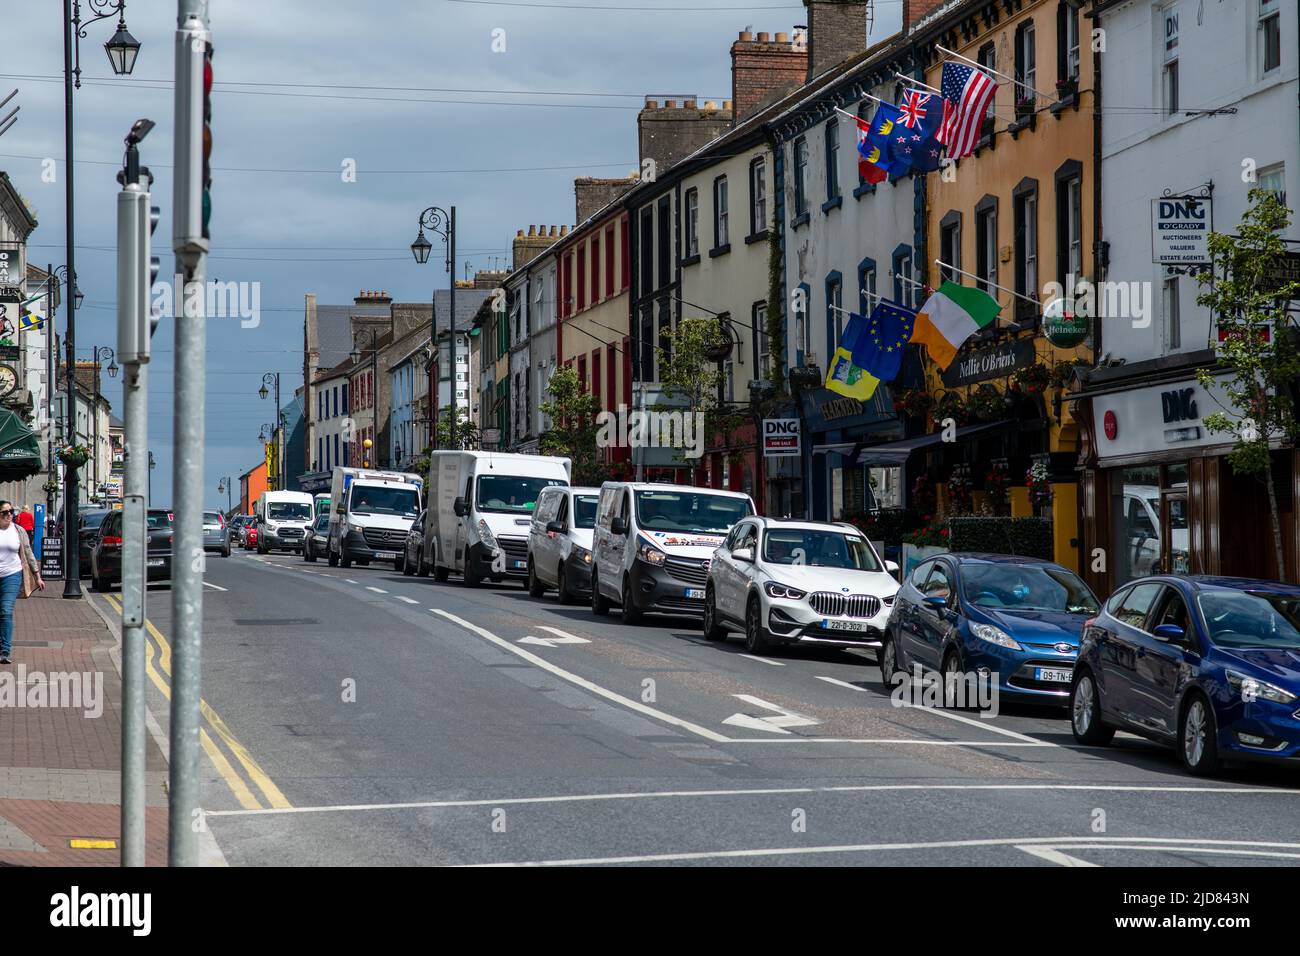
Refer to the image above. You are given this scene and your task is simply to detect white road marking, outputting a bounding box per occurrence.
[472,835,1300,867]
[537,625,588,642]
[738,654,784,666]
[345,579,359,585]
[518,634,591,647]
[1016,845,1100,867]
[202,783,1300,819]
[431,609,730,742]
[896,701,1048,744]
[727,738,1049,746]
[366,587,388,594]
[814,675,868,692]
[722,694,820,734]
[202,581,229,592]
[396,596,419,605]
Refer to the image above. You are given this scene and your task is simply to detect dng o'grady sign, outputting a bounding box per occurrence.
[1151,196,1210,265]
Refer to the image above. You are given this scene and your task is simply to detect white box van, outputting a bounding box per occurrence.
[526,485,601,603]
[326,467,424,569]
[422,451,571,585]
[590,482,755,623]
[254,490,315,554]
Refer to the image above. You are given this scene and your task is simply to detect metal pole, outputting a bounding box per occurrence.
[61,0,82,598]
[449,206,457,447]
[370,333,377,465]
[45,266,56,531]
[169,0,209,866]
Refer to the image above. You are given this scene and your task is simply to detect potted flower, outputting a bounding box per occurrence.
[983,467,1010,515]
[1049,359,1085,390]
[967,384,1009,421]
[932,390,968,425]
[1055,77,1078,99]
[893,388,934,420]
[945,469,973,515]
[57,444,92,469]
[1015,96,1035,121]
[1013,362,1051,394]
[42,478,60,495]
[1026,459,1053,509]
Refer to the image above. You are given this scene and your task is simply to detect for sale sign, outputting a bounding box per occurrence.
[762,418,801,457]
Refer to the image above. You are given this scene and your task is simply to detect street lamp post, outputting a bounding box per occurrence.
[349,330,379,467]
[147,449,154,506]
[61,0,141,599]
[411,205,455,450]
[259,372,282,490]
[216,476,231,516]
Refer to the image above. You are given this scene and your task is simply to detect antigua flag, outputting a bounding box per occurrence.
[861,104,914,178]
[855,117,890,184]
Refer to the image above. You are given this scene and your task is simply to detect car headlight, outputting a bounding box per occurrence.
[1227,670,1297,705]
[476,519,498,551]
[572,545,593,564]
[883,593,896,606]
[636,537,666,565]
[972,623,1022,650]
[764,581,807,600]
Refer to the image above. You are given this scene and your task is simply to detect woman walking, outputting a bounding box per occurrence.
[0,500,45,664]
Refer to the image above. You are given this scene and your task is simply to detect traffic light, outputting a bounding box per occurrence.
[173,15,211,255]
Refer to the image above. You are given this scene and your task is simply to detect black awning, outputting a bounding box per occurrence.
[856,420,1013,467]
[0,408,41,482]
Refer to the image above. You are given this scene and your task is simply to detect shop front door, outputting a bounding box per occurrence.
[1160,492,1189,574]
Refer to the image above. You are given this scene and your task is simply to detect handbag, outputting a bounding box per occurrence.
[17,527,36,599]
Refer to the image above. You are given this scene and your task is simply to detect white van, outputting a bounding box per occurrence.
[254,490,315,554]
[527,485,601,603]
[326,467,424,569]
[422,451,571,585]
[590,482,755,623]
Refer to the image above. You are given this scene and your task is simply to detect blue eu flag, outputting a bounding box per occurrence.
[850,299,917,383]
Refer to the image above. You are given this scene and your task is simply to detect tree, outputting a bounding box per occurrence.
[1195,187,1300,576]
[539,363,609,486]
[435,410,480,451]
[656,317,748,462]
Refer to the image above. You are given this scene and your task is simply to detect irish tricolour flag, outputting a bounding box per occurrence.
[912,281,1002,370]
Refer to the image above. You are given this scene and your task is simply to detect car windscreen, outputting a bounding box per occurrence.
[348,486,418,518]
[475,476,565,515]
[82,512,109,530]
[634,490,752,535]
[1198,590,1300,650]
[573,495,599,529]
[962,563,1099,614]
[203,512,222,524]
[146,511,173,530]
[268,501,313,521]
[762,529,881,570]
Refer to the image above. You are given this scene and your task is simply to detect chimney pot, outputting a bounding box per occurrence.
[665,99,676,108]
[685,98,697,109]
[739,30,753,41]
[645,98,658,109]
[757,31,770,42]
[723,99,732,110]
[774,31,788,42]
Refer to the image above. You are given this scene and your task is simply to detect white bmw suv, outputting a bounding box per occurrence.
[703,517,900,655]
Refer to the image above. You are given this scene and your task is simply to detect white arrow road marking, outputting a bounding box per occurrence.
[1015,845,1100,867]
[518,633,592,647]
[722,694,821,734]
[537,625,588,642]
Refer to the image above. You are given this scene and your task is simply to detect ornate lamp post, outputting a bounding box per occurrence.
[258,372,282,489]
[410,206,455,449]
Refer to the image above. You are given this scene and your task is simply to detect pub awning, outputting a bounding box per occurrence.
[0,408,41,482]
[855,420,1013,467]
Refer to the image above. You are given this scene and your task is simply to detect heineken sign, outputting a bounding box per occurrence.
[941,338,1036,388]
[1042,296,1090,348]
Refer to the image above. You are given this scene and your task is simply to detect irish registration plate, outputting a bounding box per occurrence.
[375,551,398,560]
[147,559,164,567]
[513,560,527,569]
[823,618,869,632]
[684,588,705,600]
[1035,667,1073,683]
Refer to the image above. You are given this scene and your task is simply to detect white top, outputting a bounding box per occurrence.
[0,524,22,577]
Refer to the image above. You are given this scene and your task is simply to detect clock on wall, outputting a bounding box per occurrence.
[0,365,17,399]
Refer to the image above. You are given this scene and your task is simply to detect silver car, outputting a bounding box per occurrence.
[203,510,232,557]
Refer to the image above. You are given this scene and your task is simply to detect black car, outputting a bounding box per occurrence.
[399,510,426,576]
[92,508,174,591]
[78,509,113,578]
[302,513,331,562]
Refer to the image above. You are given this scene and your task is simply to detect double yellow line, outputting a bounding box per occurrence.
[103,594,292,812]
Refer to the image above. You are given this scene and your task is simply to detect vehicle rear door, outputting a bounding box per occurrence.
[1132,584,1195,738]
[1103,582,1164,727]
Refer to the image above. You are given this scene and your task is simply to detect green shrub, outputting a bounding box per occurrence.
[947,516,1054,560]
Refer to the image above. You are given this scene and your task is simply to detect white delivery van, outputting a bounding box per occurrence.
[254,490,315,554]
[590,482,755,623]
[527,485,601,603]
[326,467,424,569]
[422,451,571,585]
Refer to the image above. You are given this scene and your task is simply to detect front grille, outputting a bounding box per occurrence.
[498,536,528,561]
[808,592,882,619]
[665,556,710,586]
[362,528,404,548]
[278,527,304,538]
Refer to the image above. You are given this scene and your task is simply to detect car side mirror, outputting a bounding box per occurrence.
[546,520,564,534]
[733,547,754,563]
[1152,623,1186,644]
[611,516,628,536]
[453,497,469,518]
[923,595,949,610]
[885,560,899,575]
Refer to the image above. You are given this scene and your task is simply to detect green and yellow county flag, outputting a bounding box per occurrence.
[825,312,881,400]
[18,292,45,331]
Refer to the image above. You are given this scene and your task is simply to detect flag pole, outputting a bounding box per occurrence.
[932,259,1043,308]
[935,44,1061,104]
[896,71,1015,121]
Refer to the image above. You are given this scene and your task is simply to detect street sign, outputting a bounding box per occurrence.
[1151,197,1210,264]
[40,535,64,579]
[762,418,801,457]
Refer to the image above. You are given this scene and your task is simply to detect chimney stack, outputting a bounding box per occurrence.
[638,96,733,172]
[803,0,867,80]
[731,28,809,123]
[513,225,562,270]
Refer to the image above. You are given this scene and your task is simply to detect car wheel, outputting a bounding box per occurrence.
[432,555,447,581]
[591,570,610,617]
[1179,693,1221,775]
[879,635,905,688]
[222,546,231,558]
[1070,670,1115,746]
[703,586,727,642]
[744,597,772,655]
[941,649,964,708]
[621,577,642,625]
[401,548,415,576]
[557,564,574,605]
[527,558,545,598]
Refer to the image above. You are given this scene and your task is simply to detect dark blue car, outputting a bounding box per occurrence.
[1071,576,1300,774]
[881,553,1101,706]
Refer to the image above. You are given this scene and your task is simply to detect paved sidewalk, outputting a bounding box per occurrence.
[0,589,168,865]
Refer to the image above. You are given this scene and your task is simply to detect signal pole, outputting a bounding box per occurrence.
[169,0,211,867]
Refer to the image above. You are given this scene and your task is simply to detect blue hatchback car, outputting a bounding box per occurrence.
[1071,576,1300,775]
[881,553,1101,706]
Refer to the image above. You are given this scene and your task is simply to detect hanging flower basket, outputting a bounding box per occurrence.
[893,388,934,420]
[42,479,60,494]
[983,467,1011,515]
[1026,460,1054,508]
[946,469,974,515]
[1012,362,1052,394]
[932,390,968,425]
[967,384,1009,422]
[57,444,91,469]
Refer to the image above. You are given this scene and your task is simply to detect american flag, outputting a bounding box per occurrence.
[937,61,997,160]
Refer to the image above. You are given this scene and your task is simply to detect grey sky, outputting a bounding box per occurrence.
[3,0,900,505]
